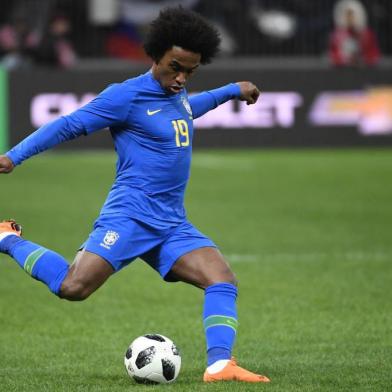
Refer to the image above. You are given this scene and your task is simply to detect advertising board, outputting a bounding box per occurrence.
[0,68,8,152]
[7,67,392,149]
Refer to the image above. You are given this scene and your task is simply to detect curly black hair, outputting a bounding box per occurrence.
[144,6,221,64]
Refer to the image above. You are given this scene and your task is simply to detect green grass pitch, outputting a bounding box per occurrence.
[0,148,391,391]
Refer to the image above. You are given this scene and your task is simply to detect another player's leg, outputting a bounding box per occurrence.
[168,247,270,383]
[0,219,113,300]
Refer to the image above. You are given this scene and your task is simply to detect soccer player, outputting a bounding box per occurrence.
[0,7,269,383]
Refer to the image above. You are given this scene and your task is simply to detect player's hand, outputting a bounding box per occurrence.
[0,155,14,174]
[236,81,260,105]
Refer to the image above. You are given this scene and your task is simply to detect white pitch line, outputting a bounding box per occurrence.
[226,254,260,263]
[226,251,391,263]
[192,155,254,170]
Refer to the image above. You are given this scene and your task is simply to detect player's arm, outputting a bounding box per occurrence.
[189,81,260,119]
[0,83,133,174]
[0,115,88,174]
[0,155,14,173]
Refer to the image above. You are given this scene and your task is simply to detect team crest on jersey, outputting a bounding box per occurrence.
[100,230,120,249]
[181,95,192,116]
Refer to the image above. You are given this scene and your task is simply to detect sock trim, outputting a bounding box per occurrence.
[0,232,18,242]
[204,315,238,333]
[207,359,230,374]
[24,248,48,275]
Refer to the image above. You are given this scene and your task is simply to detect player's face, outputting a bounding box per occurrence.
[152,46,201,94]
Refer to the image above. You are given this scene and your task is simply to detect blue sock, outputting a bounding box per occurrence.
[204,282,238,366]
[1,235,69,296]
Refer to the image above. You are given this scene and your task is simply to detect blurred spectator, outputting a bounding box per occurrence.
[106,20,147,61]
[34,14,77,68]
[2,0,391,63]
[195,0,246,56]
[0,14,40,69]
[329,0,380,67]
[196,0,332,56]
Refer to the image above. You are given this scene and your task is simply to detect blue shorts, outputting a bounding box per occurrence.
[79,214,216,281]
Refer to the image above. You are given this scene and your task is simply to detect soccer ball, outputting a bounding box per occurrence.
[124,334,181,384]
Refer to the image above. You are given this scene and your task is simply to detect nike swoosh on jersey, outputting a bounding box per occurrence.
[147,109,162,115]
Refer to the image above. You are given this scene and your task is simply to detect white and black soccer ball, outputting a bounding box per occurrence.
[124,334,181,384]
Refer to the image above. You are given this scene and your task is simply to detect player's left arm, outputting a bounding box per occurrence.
[236,81,260,105]
[188,81,260,119]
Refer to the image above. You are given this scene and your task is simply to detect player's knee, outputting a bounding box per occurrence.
[221,266,237,286]
[205,270,238,288]
[228,272,238,287]
[221,271,238,286]
[60,280,92,301]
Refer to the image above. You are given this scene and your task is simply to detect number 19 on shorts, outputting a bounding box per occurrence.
[172,120,189,147]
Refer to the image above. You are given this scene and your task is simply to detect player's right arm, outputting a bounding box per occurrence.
[0,83,134,174]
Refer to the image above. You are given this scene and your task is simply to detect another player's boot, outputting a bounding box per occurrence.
[203,357,270,383]
[0,219,22,242]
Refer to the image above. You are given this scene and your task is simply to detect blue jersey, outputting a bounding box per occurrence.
[7,71,240,228]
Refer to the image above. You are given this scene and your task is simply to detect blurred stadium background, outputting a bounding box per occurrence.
[1,1,391,391]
